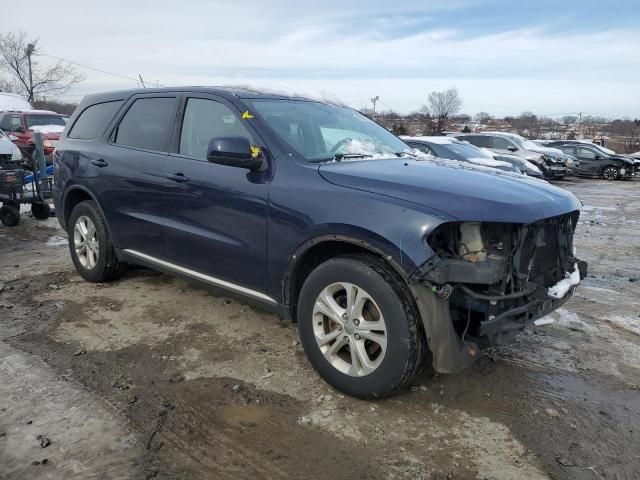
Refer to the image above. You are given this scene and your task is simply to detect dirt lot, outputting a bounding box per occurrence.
[1,177,639,480]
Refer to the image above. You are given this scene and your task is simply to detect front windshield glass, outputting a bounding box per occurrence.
[248,100,410,161]
[26,115,66,128]
[444,141,493,159]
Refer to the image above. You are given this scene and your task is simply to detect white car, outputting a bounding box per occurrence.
[0,128,23,165]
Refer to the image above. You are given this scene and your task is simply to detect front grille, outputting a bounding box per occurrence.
[518,212,578,287]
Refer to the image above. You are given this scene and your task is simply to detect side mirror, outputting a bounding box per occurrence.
[594,155,601,160]
[206,136,265,171]
[507,145,518,152]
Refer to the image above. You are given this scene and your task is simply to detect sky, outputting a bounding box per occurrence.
[1,0,639,117]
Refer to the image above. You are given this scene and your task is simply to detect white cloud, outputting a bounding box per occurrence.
[2,1,638,116]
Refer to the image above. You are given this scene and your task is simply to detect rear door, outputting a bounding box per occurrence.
[96,94,179,258]
[163,94,270,295]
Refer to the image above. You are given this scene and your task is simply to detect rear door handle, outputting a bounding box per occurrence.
[165,173,189,183]
[91,159,109,168]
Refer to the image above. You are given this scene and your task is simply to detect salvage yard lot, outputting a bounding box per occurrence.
[1,178,639,480]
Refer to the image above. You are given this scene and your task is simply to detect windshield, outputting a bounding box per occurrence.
[248,100,410,161]
[26,115,66,128]
[441,141,493,159]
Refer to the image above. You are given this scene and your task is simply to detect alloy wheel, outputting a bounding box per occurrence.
[603,167,618,180]
[312,282,387,377]
[74,215,99,269]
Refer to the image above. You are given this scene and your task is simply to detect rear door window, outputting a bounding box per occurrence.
[68,101,124,140]
[466,136,490,148]
[114,97,177,152]
[178,98,253,159]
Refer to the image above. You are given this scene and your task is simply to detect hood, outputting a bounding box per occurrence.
[526,145,564,157]
[319,159,581,224]
[608,154,635,165]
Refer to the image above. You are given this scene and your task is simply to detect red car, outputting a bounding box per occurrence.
[0,110,66,166]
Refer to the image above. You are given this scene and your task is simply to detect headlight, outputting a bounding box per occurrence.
[43,140,53,148]
[11,146,22,161]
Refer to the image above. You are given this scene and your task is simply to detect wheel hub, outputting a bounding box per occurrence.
[312,282,387,377]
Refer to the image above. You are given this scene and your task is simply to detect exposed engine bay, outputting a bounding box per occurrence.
[413,211,588,346]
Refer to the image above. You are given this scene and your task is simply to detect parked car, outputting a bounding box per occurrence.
[0,128,23,166]
[542,140,640,173]
[453,133,571,179]
[401,135,543,177]
[0,110,66,168]
[53,87,587,398]
[550,142,635,180]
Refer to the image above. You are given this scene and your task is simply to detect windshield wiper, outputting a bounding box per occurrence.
[395,151,418,158]
[331,153,373,162]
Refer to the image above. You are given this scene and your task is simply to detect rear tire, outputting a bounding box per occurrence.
[0,205,20,226]
[31,201,51,220]
[297,254,425,399]
[68,200,127,282]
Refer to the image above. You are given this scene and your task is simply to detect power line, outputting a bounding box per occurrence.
[39,52,155,85]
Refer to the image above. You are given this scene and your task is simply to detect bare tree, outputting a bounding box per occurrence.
[0,31,83,103]
[581,115,607,138]
[475,112,491,124]
[421,88,462,134]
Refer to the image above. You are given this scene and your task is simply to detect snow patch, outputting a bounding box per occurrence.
[220,80,345,106]
[46,235,68,247]
[548,264,581,299]
[29,124,65,134]
[0,92,32,111]
[466,157,512,168]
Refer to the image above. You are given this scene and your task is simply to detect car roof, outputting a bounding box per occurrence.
[79,86,339,106]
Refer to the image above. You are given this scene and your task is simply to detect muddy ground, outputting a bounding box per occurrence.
[1,177,639,480]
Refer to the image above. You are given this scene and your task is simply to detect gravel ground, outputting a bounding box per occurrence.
[1,177,639,480]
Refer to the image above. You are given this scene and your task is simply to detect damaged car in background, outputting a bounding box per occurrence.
[53,87,587,399]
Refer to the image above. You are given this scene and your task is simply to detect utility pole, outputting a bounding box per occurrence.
[25,43,36,103]
[370,96,379,119]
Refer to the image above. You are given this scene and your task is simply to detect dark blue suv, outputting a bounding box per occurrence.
[53,87,587,398]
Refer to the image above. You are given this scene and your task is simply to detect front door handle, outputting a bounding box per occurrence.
[165,173,189,183]
[91,159,109,168]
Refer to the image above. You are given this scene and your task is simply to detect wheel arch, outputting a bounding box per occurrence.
[284,231,429,322]
[62,186,115,245]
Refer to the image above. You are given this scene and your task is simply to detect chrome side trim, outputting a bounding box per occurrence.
[122,249,276,304]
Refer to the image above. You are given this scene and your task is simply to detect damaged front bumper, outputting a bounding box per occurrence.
[409,211,588,373]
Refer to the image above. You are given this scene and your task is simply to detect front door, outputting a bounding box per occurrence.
[575,146,600,175]
[163,95,270,296]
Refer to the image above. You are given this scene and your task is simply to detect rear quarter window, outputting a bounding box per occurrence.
[68,101,124,140]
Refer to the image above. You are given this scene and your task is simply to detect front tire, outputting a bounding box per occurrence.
[68,201,126,282]
[297,254,425,399]
[602,166,619,180]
